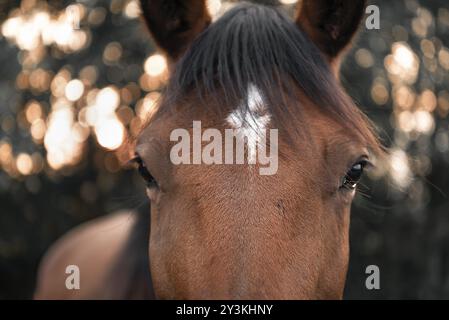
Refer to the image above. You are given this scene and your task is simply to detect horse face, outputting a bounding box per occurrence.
[136,0,377,299]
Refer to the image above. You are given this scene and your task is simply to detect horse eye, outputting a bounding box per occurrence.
[340,160,367,190]
[133,156,157,188]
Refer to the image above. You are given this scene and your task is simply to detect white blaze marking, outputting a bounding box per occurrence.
[226,83,271,162]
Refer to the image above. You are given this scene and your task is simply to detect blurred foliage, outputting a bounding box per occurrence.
[343,0,449,299]
[0,0,448,299]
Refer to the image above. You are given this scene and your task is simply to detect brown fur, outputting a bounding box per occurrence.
[297,0,367,65]
[34,212,136,299]
[140,0,211,60]
[35,0,380,300]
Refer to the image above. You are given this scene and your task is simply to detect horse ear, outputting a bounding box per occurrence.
[296,0,367,64]
[139,0,211,60]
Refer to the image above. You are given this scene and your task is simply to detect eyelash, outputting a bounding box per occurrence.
[340,159,370,191]
[132,156,157,188]
[130,155,370,192]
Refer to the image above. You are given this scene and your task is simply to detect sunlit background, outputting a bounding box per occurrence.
[0,0,448,299]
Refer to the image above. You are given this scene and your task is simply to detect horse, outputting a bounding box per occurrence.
[34,0,382,299]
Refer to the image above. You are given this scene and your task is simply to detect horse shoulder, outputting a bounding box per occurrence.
[34,211,137,299]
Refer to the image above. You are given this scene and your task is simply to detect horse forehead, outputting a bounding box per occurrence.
[139,83,272,143]
[226,83,271,130]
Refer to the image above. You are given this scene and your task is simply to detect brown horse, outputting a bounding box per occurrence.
[34,0,382,299]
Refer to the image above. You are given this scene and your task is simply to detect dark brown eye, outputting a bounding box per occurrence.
[340,160,367,190]
[134,156,157,188]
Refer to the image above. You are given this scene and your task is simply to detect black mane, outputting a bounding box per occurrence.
[165,2,380,149]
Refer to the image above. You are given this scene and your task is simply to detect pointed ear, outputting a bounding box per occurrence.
[140,0,211,61]
[296,0,367,65]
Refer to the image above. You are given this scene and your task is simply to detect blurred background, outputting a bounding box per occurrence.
[0,0,448,299]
